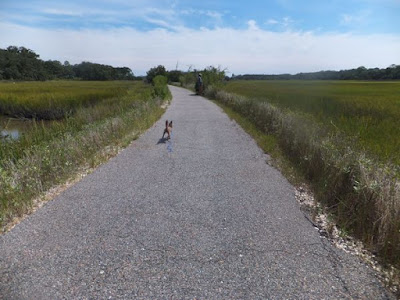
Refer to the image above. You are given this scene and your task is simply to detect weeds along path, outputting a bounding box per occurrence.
[0,86,394,299]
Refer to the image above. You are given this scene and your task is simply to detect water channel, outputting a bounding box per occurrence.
[0,115,34,140]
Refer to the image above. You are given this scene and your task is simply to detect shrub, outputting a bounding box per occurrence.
[179,66,226,90]
[146,65,167,84]
[152,75,171,100]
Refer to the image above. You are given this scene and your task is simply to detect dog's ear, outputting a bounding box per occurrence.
[169,121,173,127]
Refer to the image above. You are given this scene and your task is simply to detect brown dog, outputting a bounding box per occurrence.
[162,120,172,140]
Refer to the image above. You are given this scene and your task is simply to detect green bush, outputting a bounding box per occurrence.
[179,72,196,88]
[146,65,167,84]
[201,66,226,88]
[178,66,226,91]
[152,75,171,100]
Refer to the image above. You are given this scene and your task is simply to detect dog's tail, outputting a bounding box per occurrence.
[165,120,168,128]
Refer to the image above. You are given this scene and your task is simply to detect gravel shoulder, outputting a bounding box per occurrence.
[0,86,394,299]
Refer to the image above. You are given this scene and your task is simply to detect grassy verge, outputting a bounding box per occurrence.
[205,86,400,270]
[0,81,169,230]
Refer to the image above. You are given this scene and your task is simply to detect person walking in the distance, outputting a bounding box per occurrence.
[195,73,203,95]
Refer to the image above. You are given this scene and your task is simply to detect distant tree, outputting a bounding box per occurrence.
[4,66,21,80]
[167,70,182,83]
[72,62,134,81]
[44,60,64,79]
[392,66,400,79]
[200,66,226,88]
[114,67,135,80]
[0,46,45,80]
[61,61,75,79]
[0,46,136,81]
[6,46,19,53]
[1,45,399,82]
[232,65,400,81]
[146,65,167,83]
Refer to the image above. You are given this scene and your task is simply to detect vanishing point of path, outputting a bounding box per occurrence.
[0,86,394,299]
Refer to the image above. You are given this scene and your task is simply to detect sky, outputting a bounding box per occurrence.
[0,0,399,75]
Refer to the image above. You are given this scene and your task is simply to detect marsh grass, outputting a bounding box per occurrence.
[206,86,400,269]
[0,81,167,229]
[224,80,400,165]
[0,81,133,119]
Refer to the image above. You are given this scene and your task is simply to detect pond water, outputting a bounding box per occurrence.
[0,115,35,141]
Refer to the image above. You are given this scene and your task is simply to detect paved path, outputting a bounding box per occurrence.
[0,86,394,299]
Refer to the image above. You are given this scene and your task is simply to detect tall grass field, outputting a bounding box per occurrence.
[0,80,169,229]
[206,80,400,271]
[0,81,134,120]
[224,80,400,165]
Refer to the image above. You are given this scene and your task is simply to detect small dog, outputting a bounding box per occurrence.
[162,120,173,140]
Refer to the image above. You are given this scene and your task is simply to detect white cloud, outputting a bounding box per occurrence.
[341,14,354,24]
[144,7,176,19]
[180,9,223,23]
[142,17,183,31]
[15,2,181,27]
[205,11,223,21]
[340,10,371,26]
[38,4,118,18]
[282,17,294,27]
[4,1,225,31]
[247,20,259,30]
[41,8,84,17]
[266,16,294,28]
[267,19,279,25]
[1,21,399,75]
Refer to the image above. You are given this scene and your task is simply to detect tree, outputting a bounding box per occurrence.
[0,46,136,81]
[62,61,74,79]
[167,70,182,83]
[146,65,167,83]
[114,67,135,80]
[200,66,226,88]
[44,60,64,79]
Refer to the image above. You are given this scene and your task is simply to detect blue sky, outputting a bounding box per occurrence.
[1,0,399,74]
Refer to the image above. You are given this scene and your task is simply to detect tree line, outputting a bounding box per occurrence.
[146,65,226,88]
[232,65,400,81]
[3,45,398,82]
[0,46,135,81]
[149,64,400,84]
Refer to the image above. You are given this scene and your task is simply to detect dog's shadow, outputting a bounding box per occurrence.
[157,137,168,144]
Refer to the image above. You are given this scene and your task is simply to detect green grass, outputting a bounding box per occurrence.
[224,80,400,165]
[0,80,168,230]
[0,81,133,119]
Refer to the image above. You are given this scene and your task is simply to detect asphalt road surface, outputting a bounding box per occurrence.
[0,86,394,299]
